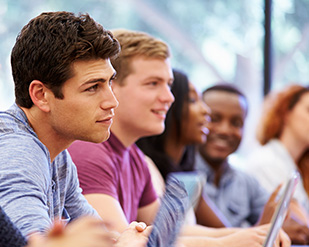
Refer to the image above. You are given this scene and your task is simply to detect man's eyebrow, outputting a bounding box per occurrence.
[83,78,107,85]
[147,76,163,81]
[144,76,173,82]
[81,72,117,87]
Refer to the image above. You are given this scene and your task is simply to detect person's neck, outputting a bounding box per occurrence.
[279,129,307,163]
[200,150,228,187]
[110,120,139,148]
[21,106,72,162]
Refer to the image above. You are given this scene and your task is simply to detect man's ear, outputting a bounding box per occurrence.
[28,80,52,112]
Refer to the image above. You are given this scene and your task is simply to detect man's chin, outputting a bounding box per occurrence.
[205,154,227,164]
[88,132,110,144]
[144,126,165,137]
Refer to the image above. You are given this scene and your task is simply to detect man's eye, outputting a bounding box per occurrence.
[86,84,99,92]
[232,119,244,128]
[148,81,158,86]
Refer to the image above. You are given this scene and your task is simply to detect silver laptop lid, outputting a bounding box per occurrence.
[263,170,300,247]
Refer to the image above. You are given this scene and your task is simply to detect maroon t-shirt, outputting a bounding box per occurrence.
[68,132,157,223]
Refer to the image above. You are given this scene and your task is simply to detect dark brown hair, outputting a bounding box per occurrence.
[11,11,120,108]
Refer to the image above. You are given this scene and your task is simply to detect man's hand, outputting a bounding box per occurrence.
[218,224,290,247]
[115,221,152,247]
[27,216,117,247]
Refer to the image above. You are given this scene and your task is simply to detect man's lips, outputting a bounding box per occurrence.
[96,115,114,124]
[151,109,168,118]
[209,138,232,150]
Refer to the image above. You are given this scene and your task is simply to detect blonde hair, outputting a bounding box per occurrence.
[111,29,171,84]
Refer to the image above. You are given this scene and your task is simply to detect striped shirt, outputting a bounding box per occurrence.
[0,104,97,236]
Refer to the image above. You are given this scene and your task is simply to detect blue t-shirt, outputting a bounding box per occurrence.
[0,104,98,236]
[195,152,270,227]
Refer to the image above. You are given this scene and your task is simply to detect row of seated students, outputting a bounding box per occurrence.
[67,27,287,246]
[0,9,298,247]
[136,69,309,245]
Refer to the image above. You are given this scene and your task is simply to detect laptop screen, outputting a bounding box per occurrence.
[263,170,300,247]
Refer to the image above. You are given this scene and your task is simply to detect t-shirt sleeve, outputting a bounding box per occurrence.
[0,135,52,236]
[136,149,158,208]
[68,141,119,200]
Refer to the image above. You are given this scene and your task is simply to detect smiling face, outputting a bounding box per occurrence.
[180,82,210,145]
[111,56,174,146]
[47,59,118,144]
[199,90,247,164]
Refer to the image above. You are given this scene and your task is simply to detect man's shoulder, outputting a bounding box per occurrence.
[220,166,268,205]
[227,166,262,187]
[0,106,44,151]
[0,135,51,193]
[68,139,118,172]
[0,104,29,131]
[0,131,48,162]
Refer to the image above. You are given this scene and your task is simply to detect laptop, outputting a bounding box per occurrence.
[170,171,205,209]
[263,170,300,247]
[147,170,300,247]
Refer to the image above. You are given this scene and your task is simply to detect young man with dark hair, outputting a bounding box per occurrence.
[196,83,309,244]
[0,12,148,246]
[196,83,267,227]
